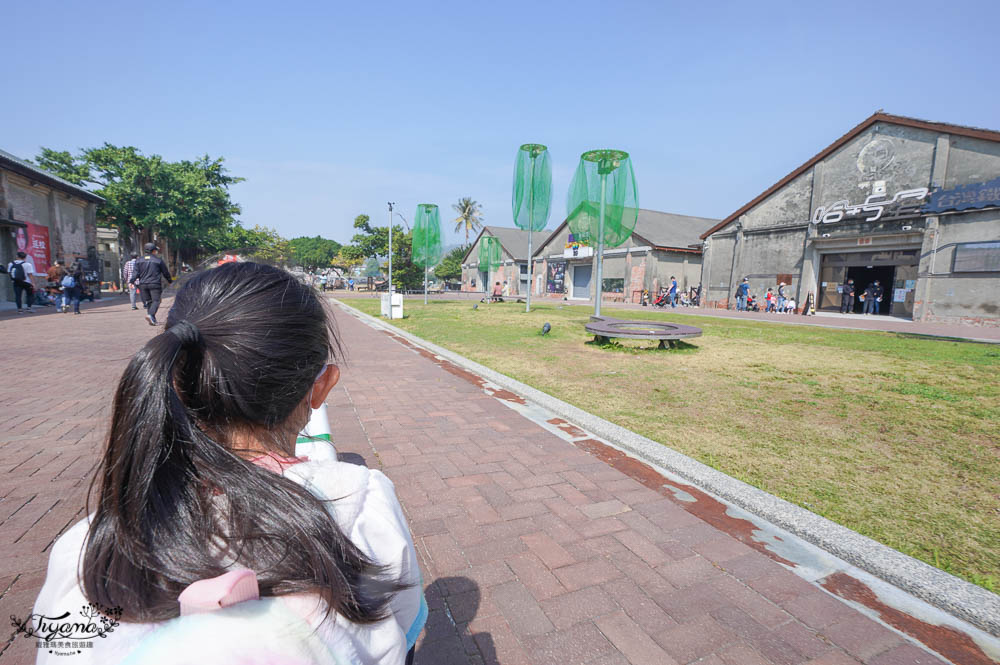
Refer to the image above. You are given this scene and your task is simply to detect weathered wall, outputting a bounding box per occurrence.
[921,209,1000,325]
[944,135,1000,188]
[743,171,814,230]
[813,123,937,208]
[7,176,50,227]
[701,234,736,306]
[57,199,88,259]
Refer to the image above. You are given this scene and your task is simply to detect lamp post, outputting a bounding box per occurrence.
[512,144,552,313]
[566,150,638,318]
[386,202,395,297]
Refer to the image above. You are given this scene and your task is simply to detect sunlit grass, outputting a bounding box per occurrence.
[343,298,1000,592]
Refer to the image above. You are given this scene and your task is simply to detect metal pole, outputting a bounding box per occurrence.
[526,154,535,313]
[595,172,607,317]
[387,202,394,303]
[424,264,428,305]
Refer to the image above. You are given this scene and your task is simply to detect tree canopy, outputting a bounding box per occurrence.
[34,144,247,267]
[433,245,468,282]
[453,197,484,245]
[287,235,342,270]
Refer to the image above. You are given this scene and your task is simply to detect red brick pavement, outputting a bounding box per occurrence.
[0,298,955,664]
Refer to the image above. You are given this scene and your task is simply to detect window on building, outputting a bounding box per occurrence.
[602,278,624,293]
[953,242,1000,273]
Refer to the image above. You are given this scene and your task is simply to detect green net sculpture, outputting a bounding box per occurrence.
[566,149,638,316]
[512,144,552,312]
[412,203,442,304]
[478,236,502,298]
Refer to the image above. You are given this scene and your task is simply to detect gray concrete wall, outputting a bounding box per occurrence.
[944,135,1000,188]
[921,209,1000,325]
[57,199,88,259]
[813,123,937,207]
[702,234,737,305]
[743,171,814,230]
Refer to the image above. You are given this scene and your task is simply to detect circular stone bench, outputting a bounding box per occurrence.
[584,316,702,349]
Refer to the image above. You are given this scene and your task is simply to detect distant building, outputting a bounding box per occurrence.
[1,149,103,303]
[699,112,1000,325]
[529,209,718,302]
[97,227,122,289]
[461,226,553,294]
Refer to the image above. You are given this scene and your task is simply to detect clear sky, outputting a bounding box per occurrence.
[6,0,999,246]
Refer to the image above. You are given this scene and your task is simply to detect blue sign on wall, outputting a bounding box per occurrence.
[924,177,1000,213]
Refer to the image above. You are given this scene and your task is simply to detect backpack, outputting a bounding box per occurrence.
[9,261,26,282]
[61,274,76,288]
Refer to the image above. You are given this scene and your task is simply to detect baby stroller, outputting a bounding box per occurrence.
[652,289,670,308]
[746,294,760,312]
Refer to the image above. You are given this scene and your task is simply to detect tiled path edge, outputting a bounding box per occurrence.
[331,299,1000,643]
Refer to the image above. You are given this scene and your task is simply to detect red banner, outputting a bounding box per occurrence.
[14,223,51,275]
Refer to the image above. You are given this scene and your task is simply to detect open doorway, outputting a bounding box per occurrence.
[845,265,895,314]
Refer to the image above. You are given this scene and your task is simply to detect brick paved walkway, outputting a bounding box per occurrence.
[0,298,968,664]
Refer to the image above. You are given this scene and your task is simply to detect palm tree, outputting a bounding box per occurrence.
[453,197,484,245]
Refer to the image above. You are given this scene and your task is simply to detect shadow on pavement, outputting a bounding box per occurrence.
[415,577,496,665]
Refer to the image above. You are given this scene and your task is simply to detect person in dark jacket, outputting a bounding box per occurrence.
[864,280,884,315]
[129,243,173,325]
[840,279,855,314]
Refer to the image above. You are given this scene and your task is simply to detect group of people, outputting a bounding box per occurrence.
[5,251,94,314]
[122,243,174,325]
[734,278,797,313]
[839,278,885,315]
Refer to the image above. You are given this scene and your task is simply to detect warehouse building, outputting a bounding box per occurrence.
[699,113,1000,325]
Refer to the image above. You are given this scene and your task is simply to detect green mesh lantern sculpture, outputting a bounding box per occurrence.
[566,149,638,316]
[413,203,443,304]
[478,236,502,297]
[512,144,552,312]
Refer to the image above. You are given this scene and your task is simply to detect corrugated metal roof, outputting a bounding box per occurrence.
[0,148,104,203]
[534,209,719,256]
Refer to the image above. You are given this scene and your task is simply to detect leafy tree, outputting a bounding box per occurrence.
[287,235,342,270]
[433,245,468,282]
[203,224,289,265]
[33,144,243,270]
[342,214,422,290]
[452,197,484,245]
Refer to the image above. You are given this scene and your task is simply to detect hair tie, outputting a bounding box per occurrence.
[167,320,202,346]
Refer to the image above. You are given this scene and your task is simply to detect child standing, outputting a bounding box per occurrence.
[34,262,425,664]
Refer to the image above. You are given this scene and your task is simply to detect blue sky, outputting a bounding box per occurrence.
[6,0,999,246]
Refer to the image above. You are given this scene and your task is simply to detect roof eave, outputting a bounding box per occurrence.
[0,154,105,204]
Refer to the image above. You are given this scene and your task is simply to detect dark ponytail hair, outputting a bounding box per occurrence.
[84,262,406,623]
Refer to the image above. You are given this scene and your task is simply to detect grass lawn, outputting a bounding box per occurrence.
[343,297,1000,592]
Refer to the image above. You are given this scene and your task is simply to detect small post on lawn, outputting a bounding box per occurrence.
[512,144,552,313]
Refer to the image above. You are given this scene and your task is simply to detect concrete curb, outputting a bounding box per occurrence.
[332,298,1000,637]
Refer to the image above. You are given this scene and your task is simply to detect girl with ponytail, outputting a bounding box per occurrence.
[33,262,426,664]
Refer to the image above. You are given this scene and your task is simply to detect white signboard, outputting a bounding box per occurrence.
[893,288,907,303]
[813,188,929,224]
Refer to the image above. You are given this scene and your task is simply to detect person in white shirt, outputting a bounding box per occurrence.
[34,262,425,664]
[7,251,37,313]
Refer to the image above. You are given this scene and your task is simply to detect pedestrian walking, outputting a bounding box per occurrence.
[669,276,678,308]
[348,277,355,291]
[32,262,425,664]
[840,278,855,314]
[6,251,37,313]
[61,262,85,314]
[122,252,139,310]
[319,273,328,291]
[129,243,173,326]
[765,287,776,312]
[777,282,786,312]
[735,278,749,311]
